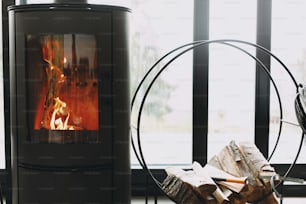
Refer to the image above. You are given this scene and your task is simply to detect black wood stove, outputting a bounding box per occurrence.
[8,1,130,203]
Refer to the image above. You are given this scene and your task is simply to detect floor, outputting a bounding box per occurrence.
[2,197,306,203]
[131,197,306,203]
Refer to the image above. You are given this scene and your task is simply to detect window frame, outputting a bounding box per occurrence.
[261,0,306,197]
[255,0,271,158]
[130,0,209,196]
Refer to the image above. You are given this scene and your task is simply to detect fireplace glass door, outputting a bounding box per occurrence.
[26,34,100,144]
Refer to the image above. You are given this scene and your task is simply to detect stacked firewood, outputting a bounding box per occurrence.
[161,141,279,204]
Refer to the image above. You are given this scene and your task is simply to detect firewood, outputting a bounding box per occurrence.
[237,142,279,204]
[258,193,279,204]
[161,141,279,204]
[165,167,217,198]
[219,186,245,204]
[208,141,279,204]
[193,162,247,194]
[228,141,253,179]
[212,188,230,204]
[238,142,276,182]
[207,155,223,170]
[218,185,233,199]
[218,181,246,194]
[161,175,205,204]
[214,145,242,177]
[204,195,219,204]
[193,162,230,204]
[219,184,248,204]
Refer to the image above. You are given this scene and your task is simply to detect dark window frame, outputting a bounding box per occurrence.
[256,0,306,197]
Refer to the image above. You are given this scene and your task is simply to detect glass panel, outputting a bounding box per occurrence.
[208,0,257,158]
[0,0,5,169]
[26,34,99,144]
[270,0,306,163]
[130,0,193,168]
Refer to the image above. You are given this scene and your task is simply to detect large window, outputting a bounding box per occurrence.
[208,0,257,158]
[269,0,306,164]
[130,0,306,197]
[130,0,194,168]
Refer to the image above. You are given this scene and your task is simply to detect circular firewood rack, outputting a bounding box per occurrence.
[130,39,306,203]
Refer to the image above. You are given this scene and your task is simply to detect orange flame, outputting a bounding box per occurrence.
[34,35,99,131]
[50,97,74,130]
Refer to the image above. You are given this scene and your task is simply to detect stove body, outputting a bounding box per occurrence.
[8,3,130,204]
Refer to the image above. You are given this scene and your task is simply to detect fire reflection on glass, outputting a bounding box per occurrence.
[31,34,99,132]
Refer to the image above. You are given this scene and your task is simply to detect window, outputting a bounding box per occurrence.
[269,0,306,164]
[208,0,257,158]
[130,0,194,168]
[130,0,306,197]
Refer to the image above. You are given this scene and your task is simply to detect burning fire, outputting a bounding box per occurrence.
[50,97,74,130]
[35,35,99,131]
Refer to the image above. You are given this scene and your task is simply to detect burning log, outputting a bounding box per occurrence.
[36,34,99,132]
[41,35,66,129]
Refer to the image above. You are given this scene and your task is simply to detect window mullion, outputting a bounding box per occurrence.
[193,0,210,165]
[255,0,272,158]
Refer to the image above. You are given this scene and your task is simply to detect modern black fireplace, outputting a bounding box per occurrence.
[8,2,130,204]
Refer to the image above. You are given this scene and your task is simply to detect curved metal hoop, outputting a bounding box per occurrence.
[131,39,303,201]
